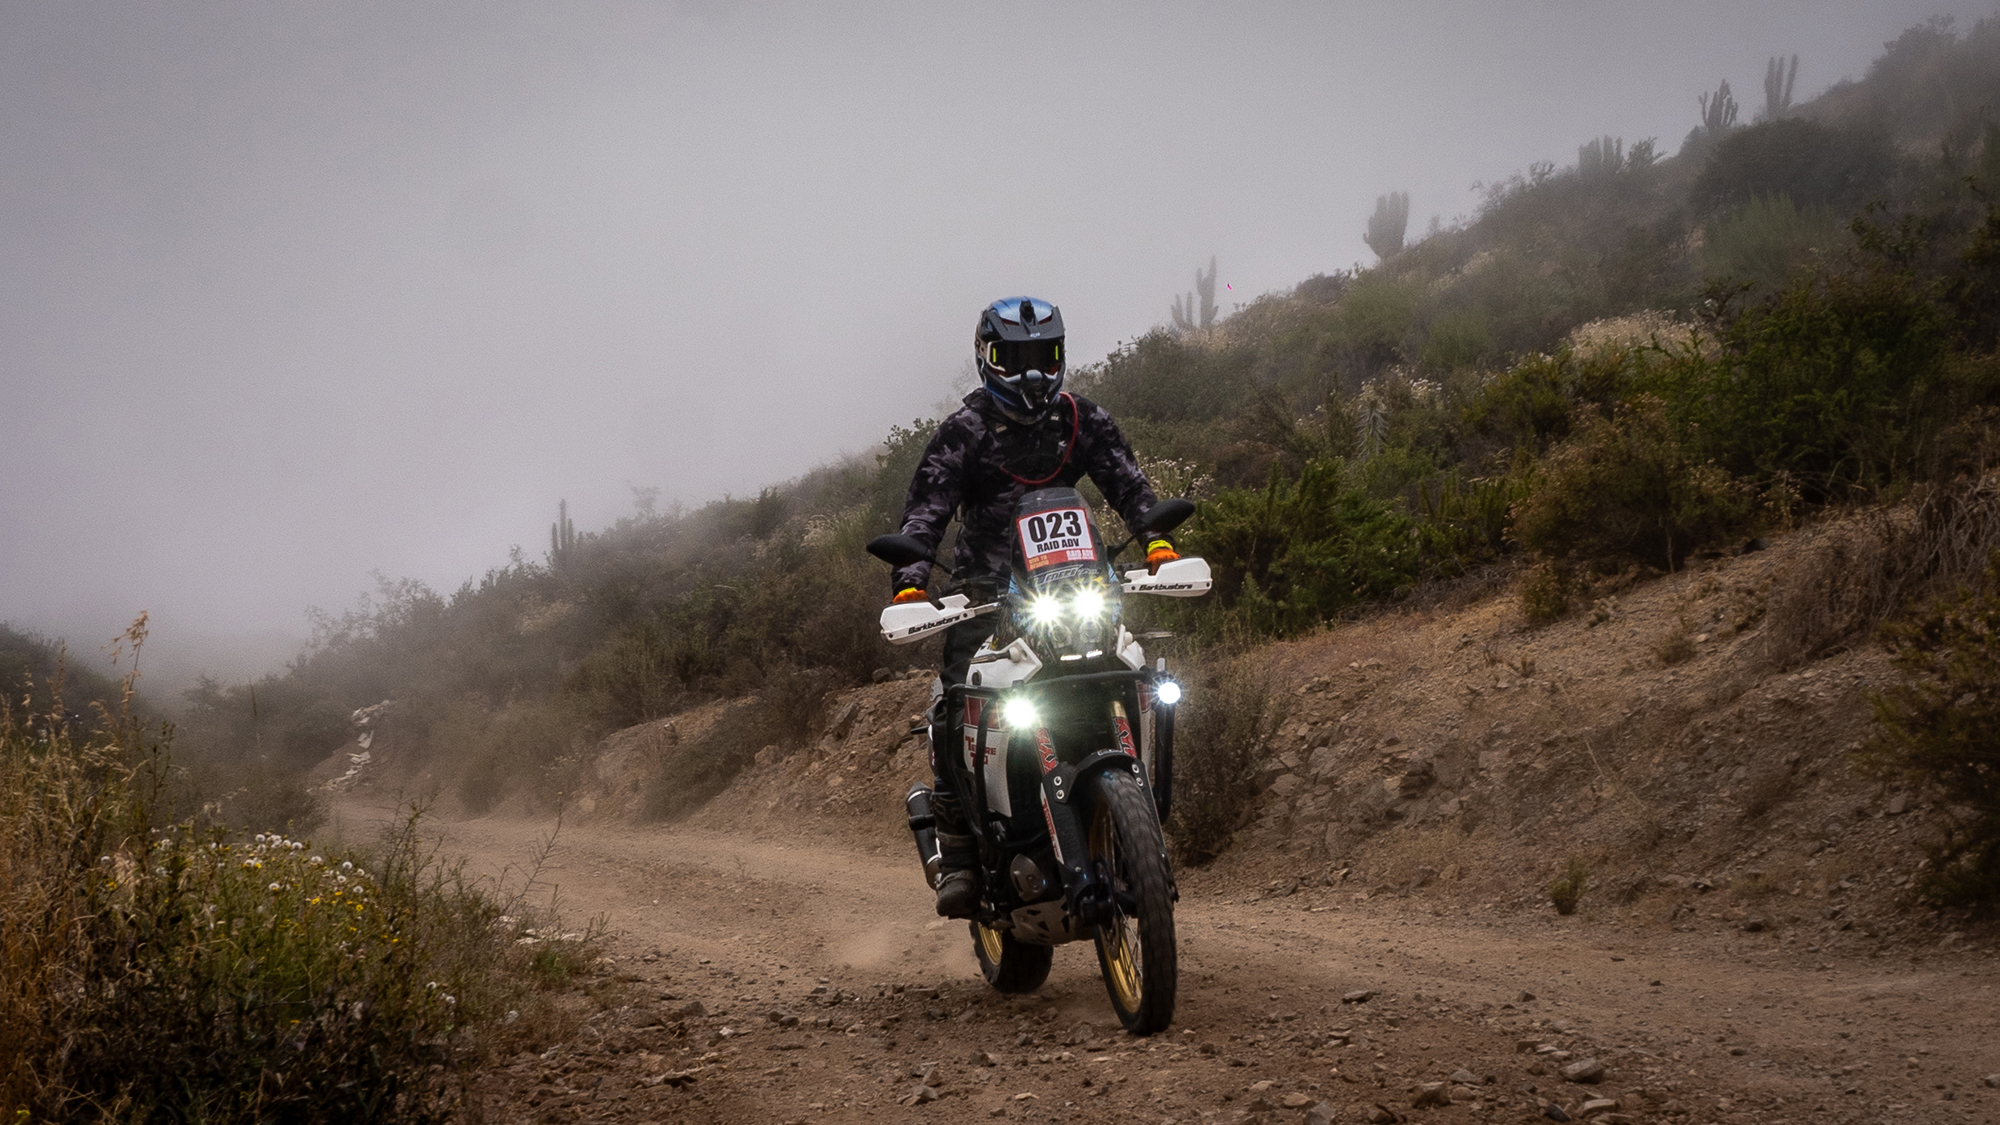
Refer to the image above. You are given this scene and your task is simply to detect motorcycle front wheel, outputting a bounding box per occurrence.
[971,920,1054,993]
[1087,770,1178,1034]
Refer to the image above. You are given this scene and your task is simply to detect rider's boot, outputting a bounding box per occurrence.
[929,789,980,918]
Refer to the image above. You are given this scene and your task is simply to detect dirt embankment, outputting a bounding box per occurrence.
[323,516,2000,1124]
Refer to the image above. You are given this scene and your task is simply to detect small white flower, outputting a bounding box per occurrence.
[268,882,283,892]
[443,994,456,1005]
[310,856,323,864]
[427,981,439,990]
[341,861,353,871]
[254,834,267,844]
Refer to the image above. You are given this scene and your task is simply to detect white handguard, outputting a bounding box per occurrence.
[1121,555,1213,597]
[879,594,998,644]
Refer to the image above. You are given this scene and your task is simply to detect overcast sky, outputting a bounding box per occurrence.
[3,0,1991,694]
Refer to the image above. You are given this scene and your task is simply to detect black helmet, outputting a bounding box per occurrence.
[975,297,1065,423]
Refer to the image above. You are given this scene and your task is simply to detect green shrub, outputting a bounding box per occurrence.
[1511,395,1755,571]
[1700,195,1845,292]
[1463,346,1648,457]
[1674,258,1954,496]
[1547,856,1591,915]
[1180,457,1419,637]
[1690,118,1897,219]
[1865,559,2000,910]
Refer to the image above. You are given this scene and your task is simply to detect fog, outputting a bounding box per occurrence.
[2,0,1989,697]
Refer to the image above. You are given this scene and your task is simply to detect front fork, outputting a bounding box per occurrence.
[1035,702,1153,926]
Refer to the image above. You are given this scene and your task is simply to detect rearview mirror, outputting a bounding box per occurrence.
[866,533,933,568]
[1139,498,1197,536]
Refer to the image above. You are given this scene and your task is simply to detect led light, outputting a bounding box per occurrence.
[1002,697,1039,728]
[1154,680,1183,706]
[1028,595,1063,626]
[1072,588,1106,619]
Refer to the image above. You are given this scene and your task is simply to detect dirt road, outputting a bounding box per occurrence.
[329,800,1999,1124]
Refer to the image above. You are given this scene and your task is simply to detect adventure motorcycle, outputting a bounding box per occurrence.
[866,488,1210,1034]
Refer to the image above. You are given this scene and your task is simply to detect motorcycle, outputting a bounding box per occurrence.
[866,487,1211,1034]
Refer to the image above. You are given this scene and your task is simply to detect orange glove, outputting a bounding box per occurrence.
[892,588,929,605]
[1145,539,1179,574]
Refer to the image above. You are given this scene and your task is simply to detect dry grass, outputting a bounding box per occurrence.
[1766,474,2000,667]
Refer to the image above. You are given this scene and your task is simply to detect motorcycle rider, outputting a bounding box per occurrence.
[891,296,1179,917]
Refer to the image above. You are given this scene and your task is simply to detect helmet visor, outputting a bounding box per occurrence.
[985,338,1062,375]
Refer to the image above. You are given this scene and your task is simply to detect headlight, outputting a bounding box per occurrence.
[1072,588,1106,620]
[1028,595,1063,626]
[1002,697,1039,728]
[1154,680,1182,706]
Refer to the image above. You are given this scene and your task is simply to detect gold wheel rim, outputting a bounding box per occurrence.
[976,922,1006,965]
[1090,799,1144,1011]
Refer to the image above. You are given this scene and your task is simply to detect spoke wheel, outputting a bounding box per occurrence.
[1088,769,1177,1034]
[971,919,1053,994]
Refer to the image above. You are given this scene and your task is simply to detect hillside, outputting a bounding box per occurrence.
[323,500,1986,947]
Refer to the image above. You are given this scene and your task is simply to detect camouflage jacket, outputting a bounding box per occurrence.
[893,389,1158,593]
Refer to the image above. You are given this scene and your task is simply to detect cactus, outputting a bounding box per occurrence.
[1578,136,1624,177]
[1362,192,1410,262]
[550,499,576,564]
[1699,79,1738,138]
[1761,54,1798,122]
[1170,255,1219,332]
[1355,384,1389,463]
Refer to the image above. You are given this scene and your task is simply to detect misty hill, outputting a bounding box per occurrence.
[143,18,2000,906]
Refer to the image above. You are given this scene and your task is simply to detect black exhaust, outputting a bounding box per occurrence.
[905,783,943,889]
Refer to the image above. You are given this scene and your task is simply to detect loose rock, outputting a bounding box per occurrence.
[1305,1102,1337,1125]
[1561,1057,1606,1084]
[1411,1082,1450,1108]
[1342,989,1378,1004]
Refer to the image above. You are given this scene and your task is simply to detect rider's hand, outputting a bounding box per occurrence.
[891,587,929,605]
[1145,538,1179,575]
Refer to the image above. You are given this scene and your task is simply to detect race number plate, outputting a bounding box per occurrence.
[1018,507,1095,572]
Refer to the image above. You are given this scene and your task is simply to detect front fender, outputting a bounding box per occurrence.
[1053,749,1147,804]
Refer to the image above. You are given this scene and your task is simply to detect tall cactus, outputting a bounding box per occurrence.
[1363,192,1410,262]
[1699,80,1738,138]
[1170,255,1219,332]
[1762,54,1798,122]
[550,499,576,565]
[1578,136,1624,177]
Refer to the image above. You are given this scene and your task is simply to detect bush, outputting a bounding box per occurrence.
[1167,654,1274,865]
[1865,557,2000,910]
[1690,118,1897,220]
[1180,458,1420,638]
[1547,856,1590,915]
[1520,559,1579,624]
[0,700,586,1121]
[1700,195,1846,292]
[1511,395,1755,572]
